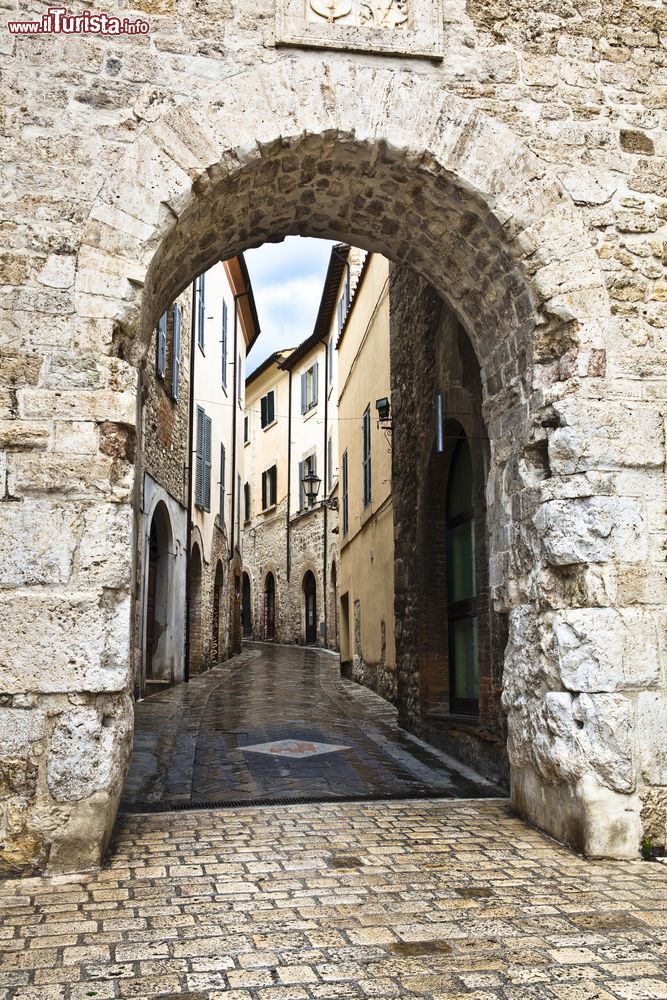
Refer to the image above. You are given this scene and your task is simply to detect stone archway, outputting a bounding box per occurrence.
[3,58,660,872]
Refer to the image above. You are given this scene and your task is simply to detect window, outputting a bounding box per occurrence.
[261,465,277,510]
[196,273,206,352]
[171,304,181,401]
[195,405,212,511]
[244,415,249,444]
[447,433,478,715]
[300,362,319,414]
[327,435,333,492]
[244,482,251,522]
[260,390,275,429]
[221,299,228,389]
[156,311,167,379]
[342,450,349,535]
[362,405,371,508]
[298,453,316,511]
[237,474,241,548]
[219,443,226,526]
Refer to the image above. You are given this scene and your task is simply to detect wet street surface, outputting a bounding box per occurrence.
[121,642,504,811]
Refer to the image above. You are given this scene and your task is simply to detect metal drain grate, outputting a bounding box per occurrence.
[119,789,462,815]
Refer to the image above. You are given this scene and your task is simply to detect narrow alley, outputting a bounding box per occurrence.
[121,643,504,812]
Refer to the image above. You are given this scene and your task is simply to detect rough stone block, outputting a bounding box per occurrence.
[47,706,128,803]
[636,692,667,785]
[73,503,133,588]
[550,400,664,473]
[0,709,46,758]
[537,496,647,566]
[0,591,131,693]
[0,502,78,587]
[552,608,662,693]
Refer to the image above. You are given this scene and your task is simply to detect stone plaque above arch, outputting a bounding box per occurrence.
[275,0,443,59]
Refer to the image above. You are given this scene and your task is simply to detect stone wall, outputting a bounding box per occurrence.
[1,0,666,868]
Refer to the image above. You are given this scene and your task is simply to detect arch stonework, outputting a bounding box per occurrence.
[0,50,664,871]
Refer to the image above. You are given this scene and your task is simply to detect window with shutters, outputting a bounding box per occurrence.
[260,390,275,429]
[221,299,228,389]
[156,312,167,379]
[244,482,251,522]
[243,415,249,444]
[196,273,206,353]
[170,304,181,401]
[219,443,226,526]
[195,406,212,512]
[342,450,349,535]
[261,465,277,510]
[362,405,371,508]
[300,362,319,414]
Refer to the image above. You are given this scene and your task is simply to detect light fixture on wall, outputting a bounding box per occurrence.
[375,396,392,431]
[301,469,339,510]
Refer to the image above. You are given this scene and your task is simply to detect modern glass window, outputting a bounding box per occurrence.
[221,299,228,389]
[300,363,319,414]
[447,433,478,715]
[196,273,206,352]
[362,406,371,508]
[260,390,275,428]
[195,406,212,512]
[342,450,349,535]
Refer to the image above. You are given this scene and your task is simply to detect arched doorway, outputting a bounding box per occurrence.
[264,573,276,640]
[211,561,224,664]
[242,572,252,637]
[188,543,203,676]
[145,502,173,687]
[446,433,478,717]
[303,571,317,645]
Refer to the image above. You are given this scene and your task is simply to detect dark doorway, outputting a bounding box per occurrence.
[265,572,276,640]
[212,562,224,663]
[146,502,172,687]
[304,571,317,645]
[242,572,252,637]
[188,543,203,675]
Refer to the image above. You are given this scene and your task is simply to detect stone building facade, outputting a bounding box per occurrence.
[1,0,666,871]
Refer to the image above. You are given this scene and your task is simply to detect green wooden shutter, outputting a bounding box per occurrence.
[203,414,212,512]
[195,406,205,508]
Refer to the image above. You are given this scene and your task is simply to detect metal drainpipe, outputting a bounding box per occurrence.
[184,280,198,684]
[286,368,292,582]
[321,338,329,648]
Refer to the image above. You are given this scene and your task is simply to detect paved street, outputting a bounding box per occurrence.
[121,642,504,811]
[1,800,666,999]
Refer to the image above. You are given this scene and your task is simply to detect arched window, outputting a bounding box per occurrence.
[447,433,478,715]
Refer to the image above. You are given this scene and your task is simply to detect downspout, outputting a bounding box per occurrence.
[286,368,292,582]
[184,281,198,684]
[230,291,245,561]
[322,340,328,647]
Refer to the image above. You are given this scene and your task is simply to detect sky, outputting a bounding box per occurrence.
[244,237,335,374]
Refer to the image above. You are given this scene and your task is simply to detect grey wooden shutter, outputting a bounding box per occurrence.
[300,373,307,414]
[195,406,205,508]
[221,300,228,388]
[219,443,226,526]
[262,470,267,510]
[204,414,212,512]
[171,305,181,400]
[298,460,304,510]
[156,312,167,378]
[267,390,274,425]
[270,466,277,506]
[312,363,319,406]
[261,394,268,428]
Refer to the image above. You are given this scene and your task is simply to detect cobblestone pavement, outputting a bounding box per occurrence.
[0,799,666,999]
[121,643,504,810]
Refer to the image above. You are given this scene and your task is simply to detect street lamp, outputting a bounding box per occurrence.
[375,396,392,432]
[301,468,339,510]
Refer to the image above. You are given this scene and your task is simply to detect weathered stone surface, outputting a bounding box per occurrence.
[0,591,131,694]
[537,496,647,566]
[47,706,128,803]
[0,709,46,758]
[552,608,662,693]
[549,401,664,474]
[636,692,667,786]
[0,502,78,587]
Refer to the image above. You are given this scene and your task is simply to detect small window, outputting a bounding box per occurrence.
[156,311,167,379]
[300,362,319,414]
[219,443,226,526]
[342,450,349,535]
[244,482,251,522]
[260,390,275,429]
[221,299,228,389]
[196,273,206,353]
[362,406,371,508]
[244,414,249,444]
[261,465,277,510]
